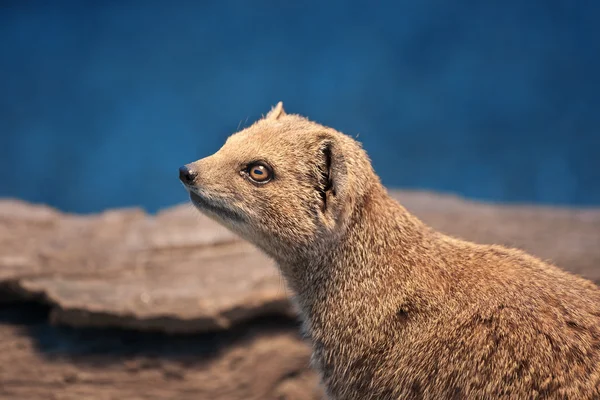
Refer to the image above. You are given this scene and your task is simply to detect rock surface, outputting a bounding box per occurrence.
[0,190,599,399]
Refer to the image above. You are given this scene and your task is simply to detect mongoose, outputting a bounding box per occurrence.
[179,102,600,399]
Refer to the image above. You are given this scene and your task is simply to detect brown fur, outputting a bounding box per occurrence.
[180,102,600,399]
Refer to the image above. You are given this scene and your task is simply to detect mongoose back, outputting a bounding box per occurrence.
[179,102,600,399]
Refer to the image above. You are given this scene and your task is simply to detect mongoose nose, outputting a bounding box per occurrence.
[179,165,197,185]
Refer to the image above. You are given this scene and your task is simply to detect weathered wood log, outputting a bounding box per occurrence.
[0,304,320,400]
[0,191,598,399]
[1,191,598,334]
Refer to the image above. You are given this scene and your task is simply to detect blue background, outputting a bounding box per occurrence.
[1,0,599,214]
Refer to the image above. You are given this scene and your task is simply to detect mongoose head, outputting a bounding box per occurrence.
[179,102,379,262]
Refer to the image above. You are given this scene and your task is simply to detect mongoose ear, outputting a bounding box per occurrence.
[316,139,348,223]
[316,141,334,213]
[265,101,286,120]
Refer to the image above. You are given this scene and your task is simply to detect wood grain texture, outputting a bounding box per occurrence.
[0,190,598,399]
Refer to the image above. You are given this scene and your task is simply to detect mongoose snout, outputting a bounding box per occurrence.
[178,165,197,185]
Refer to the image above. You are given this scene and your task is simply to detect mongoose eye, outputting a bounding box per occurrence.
[246,162,273,183]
